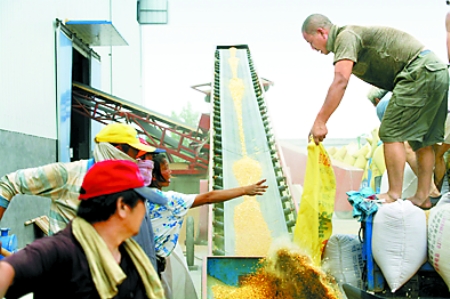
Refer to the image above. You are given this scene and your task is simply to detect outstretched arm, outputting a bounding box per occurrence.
[191,179,268,208]
[0,261,15,298]
[0,162,69,222]
[310,59,354,144]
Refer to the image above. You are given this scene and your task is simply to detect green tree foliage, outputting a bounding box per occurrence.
[169,101,201,162]
[170,101,200,127]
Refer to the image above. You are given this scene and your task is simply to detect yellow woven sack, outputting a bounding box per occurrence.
[334,146,347,161]
[327,146,337,156]
[293,141,336,266]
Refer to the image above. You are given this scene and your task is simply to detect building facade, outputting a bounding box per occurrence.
[0,0,164,246]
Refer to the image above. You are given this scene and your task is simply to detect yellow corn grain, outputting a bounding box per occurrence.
[212,246,343,299]
[234,197,272,256]
[227,46,272,257]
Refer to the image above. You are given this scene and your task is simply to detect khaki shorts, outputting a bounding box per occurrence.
[379,50,449,151]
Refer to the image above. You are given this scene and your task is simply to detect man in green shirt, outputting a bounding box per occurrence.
[302,14,449,209]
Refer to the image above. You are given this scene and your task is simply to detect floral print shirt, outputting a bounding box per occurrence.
[147,189,196,257]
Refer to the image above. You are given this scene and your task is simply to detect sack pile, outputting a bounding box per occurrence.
[428,196,450,290]
[327,127,385,192]
[372,200,427,292]
[322,234,364,297]
[322,198,450,294]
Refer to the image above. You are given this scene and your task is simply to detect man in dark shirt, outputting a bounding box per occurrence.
[0,160,166,298]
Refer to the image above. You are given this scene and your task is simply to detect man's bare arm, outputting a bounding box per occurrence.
[192,179,268,208]
[310,59,354,144]
[316,59,354,123]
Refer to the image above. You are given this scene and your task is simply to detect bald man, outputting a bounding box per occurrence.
[302,14,449,209]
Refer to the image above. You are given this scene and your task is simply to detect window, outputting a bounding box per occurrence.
[137,0,168,25]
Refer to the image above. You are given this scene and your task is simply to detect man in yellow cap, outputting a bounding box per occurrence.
[0,122,166,270]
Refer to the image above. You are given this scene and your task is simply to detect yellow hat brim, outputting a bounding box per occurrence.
[128,141,157,153]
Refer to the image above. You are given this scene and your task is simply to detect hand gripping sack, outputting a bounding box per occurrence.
[293,141,336,266]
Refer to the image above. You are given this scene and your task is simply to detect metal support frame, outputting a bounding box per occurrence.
[71,83,209,175]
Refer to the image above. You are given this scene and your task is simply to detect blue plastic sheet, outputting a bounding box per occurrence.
[346,187,380,222]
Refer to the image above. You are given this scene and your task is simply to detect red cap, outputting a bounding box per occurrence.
[79,160,167,205]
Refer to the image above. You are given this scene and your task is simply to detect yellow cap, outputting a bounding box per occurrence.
[95,123,157,153]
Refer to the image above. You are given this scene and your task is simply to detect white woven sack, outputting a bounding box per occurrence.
[428,202,450,290]
[322,234,364,290]
[372,199,427,292]
[435,192,450,208]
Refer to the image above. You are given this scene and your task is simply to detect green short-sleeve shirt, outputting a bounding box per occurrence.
[326,24,424,90]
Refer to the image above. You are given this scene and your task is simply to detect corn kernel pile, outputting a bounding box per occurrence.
[232,156,262,186]
[227,47,272,256]
[212,245,343,299]
[234,197,272,256]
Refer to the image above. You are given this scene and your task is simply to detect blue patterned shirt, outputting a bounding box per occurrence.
[147,189,196,257]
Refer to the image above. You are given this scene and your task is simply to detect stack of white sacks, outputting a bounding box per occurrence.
[322,196,450,295]
[322,234,364,298]
[428,195,450,288]
[372,200,427,292]
[327,127,386,192]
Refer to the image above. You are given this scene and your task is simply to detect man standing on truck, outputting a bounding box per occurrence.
[302,14,449,209]
[367,86,447,201]
[0,122,167,270]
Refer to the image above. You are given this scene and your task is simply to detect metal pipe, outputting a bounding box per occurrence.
[212,249,225,256]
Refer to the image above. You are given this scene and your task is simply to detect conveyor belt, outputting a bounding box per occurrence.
[73,82,197,132]
[71,82,209,174]
[209,45,297,256]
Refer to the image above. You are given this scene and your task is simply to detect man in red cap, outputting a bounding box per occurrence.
[0,160,165,298]
[0,122,166,271]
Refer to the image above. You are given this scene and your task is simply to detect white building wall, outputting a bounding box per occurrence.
[92,0,143,104]
[0,0,143,139]
[107,0,143,104]
[56,0,110,20]
[0,0,59,139]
